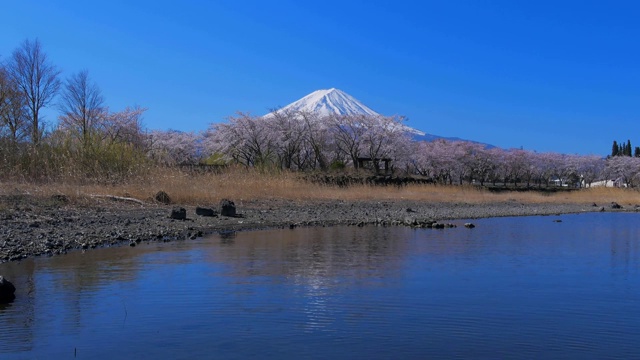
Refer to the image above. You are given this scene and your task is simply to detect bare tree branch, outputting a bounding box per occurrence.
[7,38,61,146]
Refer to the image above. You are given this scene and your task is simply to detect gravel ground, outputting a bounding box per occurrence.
[0,194,618,263]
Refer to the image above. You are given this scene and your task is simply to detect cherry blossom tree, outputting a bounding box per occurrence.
[464,143,496,186]
[487,147,509,186]
[575,155,605,187]
[359,115,412,174]
[267,108,308,170]
[148,129,202,166]
[205,113,276,168]
[411,140,461,184]
[505,149,531,187]
[330,114,368,168]
[101,106,147,149]
[299,111,331,170]
[605,156,640,187]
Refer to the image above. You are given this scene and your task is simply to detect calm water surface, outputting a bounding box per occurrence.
[0,213,639,359]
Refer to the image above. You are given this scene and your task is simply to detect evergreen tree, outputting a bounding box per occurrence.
[634,147,640,157]
[627,140,632,156]
[612,140,619,157]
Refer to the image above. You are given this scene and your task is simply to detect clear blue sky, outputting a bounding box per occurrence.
[2,0,638,155]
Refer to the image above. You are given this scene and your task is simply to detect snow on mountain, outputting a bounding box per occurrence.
[264,88,379,118]
[264,88,493,147]
[264,88,426,136]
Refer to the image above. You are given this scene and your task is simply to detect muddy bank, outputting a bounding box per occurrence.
[0,194,622,263]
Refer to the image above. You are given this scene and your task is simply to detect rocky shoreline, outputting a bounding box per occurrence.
[0,194,625,263]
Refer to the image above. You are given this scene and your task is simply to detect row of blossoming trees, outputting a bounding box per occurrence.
[148,111,412,173]
[147,110,640,188]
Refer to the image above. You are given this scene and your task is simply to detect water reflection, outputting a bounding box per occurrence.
[206,226,410,334]
[0,213,639,359]
[209,226,406,278]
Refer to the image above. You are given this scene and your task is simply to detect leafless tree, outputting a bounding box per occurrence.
[58,70,105,150]
[7,38,61,146]
[0,64,29,142]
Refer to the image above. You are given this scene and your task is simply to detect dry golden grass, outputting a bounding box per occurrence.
[2,167,640,206]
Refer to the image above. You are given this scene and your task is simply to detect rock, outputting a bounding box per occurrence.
[195,207,217,217]
[600,207,606,212]
[129,241,136,247]
[464,223,475,228]
[51,194,69,204]
[0,276,16,303]
[553,219,562,223]
[611,202,623,209]
[220,199,236,217]
[432,223,445,229]
[170,207,187,220]
[155,191,171,204]
[592,203,598,207]
[406,208,416,213]
[422,220,437,228]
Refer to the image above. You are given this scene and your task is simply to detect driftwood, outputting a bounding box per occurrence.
[90,194,144,205]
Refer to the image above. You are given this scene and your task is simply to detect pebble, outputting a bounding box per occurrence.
[0,196,599,264]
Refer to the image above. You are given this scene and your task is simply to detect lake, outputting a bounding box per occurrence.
[1,212,639,359]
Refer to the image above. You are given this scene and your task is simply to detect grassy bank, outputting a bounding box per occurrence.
[2,167,639,207]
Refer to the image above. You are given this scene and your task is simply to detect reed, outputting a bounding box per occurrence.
[3,167,640,207]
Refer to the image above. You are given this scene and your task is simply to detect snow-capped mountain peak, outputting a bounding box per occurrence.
[265,88,379,118]
[262,88,494,147]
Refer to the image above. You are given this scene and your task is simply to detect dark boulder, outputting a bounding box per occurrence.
[155,191,171,204]
[170,207,187,220]
[220,199,236,217]
[196,207,217,217]
[611,202,623,209]
[404,217,416,226]
[0,276,16,303]
[464,223,475,228]
[51,194,69,204]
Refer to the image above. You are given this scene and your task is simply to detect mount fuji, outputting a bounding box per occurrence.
[264,88,492,146]
[265,88,381,119]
